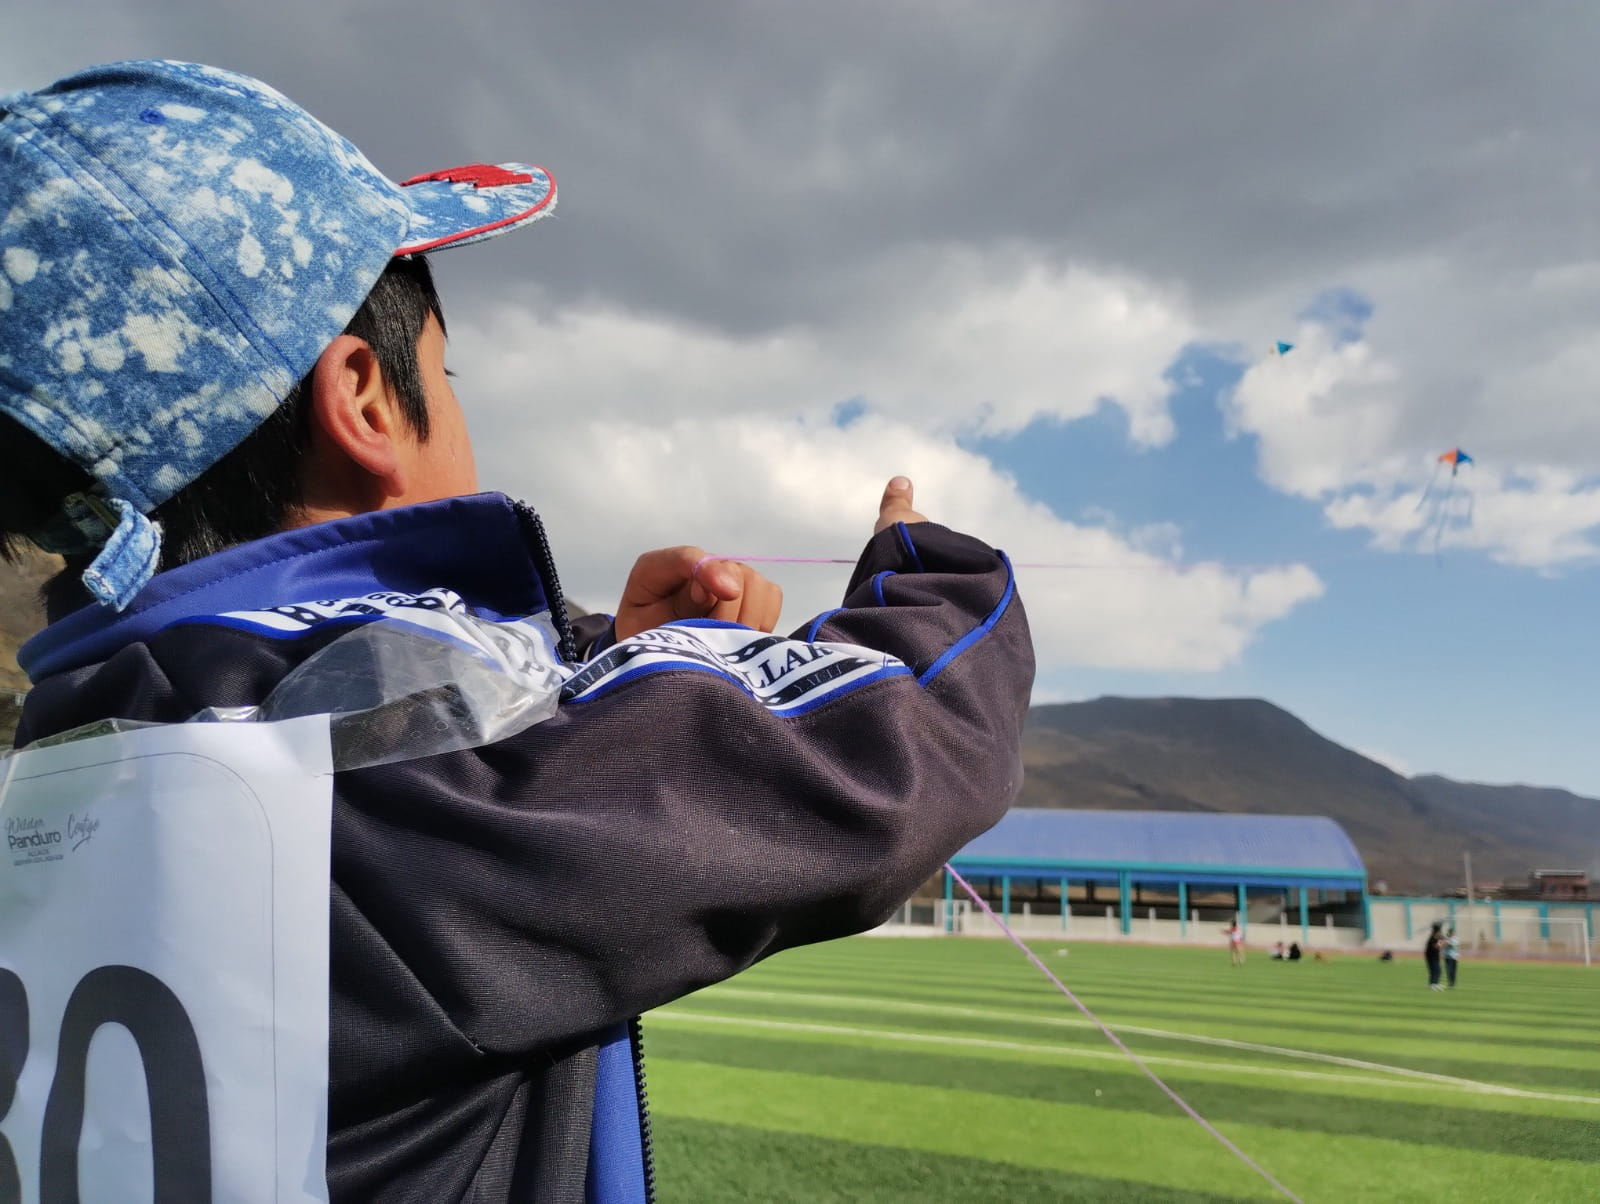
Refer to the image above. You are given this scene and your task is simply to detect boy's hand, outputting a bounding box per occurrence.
[612,478,921,641]
[613,549,783,641]
[873,476,927,533]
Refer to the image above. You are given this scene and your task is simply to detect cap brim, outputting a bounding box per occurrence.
[393,163,555,256]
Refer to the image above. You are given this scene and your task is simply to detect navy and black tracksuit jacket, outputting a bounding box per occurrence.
[14,491,1035,1202]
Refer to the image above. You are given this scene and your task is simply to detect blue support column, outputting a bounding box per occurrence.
[1539,902,1550,941]
[1179,882,1189,939]
[1119,872,1132,935]
[1361,886,1372,941]
[1002,876,1011,925]
[1060,877,1070,931]
[1298,887,1309,944]
[943,869,954,933]
[1404,899,1413,939]
[1493,900,1502,942]
[1237,883,1248,938]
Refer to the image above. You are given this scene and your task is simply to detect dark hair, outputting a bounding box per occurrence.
[0,256,445,613]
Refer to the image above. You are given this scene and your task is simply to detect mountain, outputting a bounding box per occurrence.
[0,549,53,692]
[1020,697,1600,892]
[0,550,55,745]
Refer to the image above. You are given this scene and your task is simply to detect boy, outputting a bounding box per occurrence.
[0,61,1034,1201]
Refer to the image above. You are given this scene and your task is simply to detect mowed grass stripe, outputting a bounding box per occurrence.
[669,990,1600,1090]
[645,1027,1600,1164]
[752,938,1599,1005]
[650,1059,1600,1203]
[650,1059,1282,1200]
[649,1011,1600,1114]
[652,1117,1255,1203]
[712,944,1600,1066]
[719,974,1600,1052]
[691,979,1600,1069]
[697,986,1600,1063]
[732,967,1600,1018]
[767,937,1593,980]
[738,962,1600,1035]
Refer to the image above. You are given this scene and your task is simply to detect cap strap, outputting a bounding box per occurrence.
[77,497,162,610]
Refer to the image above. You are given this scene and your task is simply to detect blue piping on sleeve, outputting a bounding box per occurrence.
[806,608,844,642]
[916,551,1016,687]
[896,522,925,572]
[870,571,895,607]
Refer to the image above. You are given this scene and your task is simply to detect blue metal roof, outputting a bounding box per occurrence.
[949,809,1365,890]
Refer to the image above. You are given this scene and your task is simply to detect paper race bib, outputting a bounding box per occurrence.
[0,717,335,1203]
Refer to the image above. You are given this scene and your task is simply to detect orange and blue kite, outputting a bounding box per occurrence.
[1418,447,1475,556]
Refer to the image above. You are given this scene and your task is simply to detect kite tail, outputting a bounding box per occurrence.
[1414,461,1444,513]
[1431,473,1458,559]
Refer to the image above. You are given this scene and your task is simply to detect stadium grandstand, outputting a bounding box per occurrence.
[942,808,1371,946]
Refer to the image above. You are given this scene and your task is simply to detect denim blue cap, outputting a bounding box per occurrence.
[0,60,555,608]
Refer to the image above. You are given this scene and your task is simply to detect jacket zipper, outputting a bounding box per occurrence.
[630,1016,656,1204]
[515,499,654,1199]
[512,501,577,662]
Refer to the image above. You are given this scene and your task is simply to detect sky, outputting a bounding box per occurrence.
[6,2,1599,794]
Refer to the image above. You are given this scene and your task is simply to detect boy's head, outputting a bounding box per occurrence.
[0,60,555,610]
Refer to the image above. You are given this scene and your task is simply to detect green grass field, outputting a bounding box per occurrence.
[643,936,1600,1202]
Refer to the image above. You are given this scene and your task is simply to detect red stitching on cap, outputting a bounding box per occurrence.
[392,166,556,257]
[401,164,535,189]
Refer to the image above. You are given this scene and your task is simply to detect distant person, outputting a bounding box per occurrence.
[1444,925,1460,989]
[1288,941,1302,962]
[1227,919,1245,966]
[1425,921,1445,990]
[1379,950,1394,962]
[1270,941,1286,960]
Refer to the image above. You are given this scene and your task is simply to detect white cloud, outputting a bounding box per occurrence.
[1220,261,1600,570]
[452,285,1322,675]
[454,248,1196,442]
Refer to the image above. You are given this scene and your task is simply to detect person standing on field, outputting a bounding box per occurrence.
[1425,921,1445,990]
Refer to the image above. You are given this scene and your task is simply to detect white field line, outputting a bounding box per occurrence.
[674,988,1600,1107]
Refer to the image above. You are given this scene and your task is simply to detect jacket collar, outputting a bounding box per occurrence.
[21,493,560,683]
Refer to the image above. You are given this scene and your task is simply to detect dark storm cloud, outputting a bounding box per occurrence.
[9,1,1597,331]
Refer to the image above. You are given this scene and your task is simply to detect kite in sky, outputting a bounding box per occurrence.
[1416,447,1475,556]
[1269,341,1294,356]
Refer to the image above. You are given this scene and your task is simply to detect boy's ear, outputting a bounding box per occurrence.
[307,334,406,490]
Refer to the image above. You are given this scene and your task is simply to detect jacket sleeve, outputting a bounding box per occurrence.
[334,520,1033,1054]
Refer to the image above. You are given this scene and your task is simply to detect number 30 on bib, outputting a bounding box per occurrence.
[0,716,334,1203]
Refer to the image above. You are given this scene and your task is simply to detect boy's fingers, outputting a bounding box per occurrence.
[874,475,927,533]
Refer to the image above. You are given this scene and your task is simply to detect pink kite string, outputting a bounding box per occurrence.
[692,554,1291,574]
[943,865,1305,1204]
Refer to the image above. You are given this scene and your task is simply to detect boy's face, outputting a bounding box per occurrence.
[402,313,479,502]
